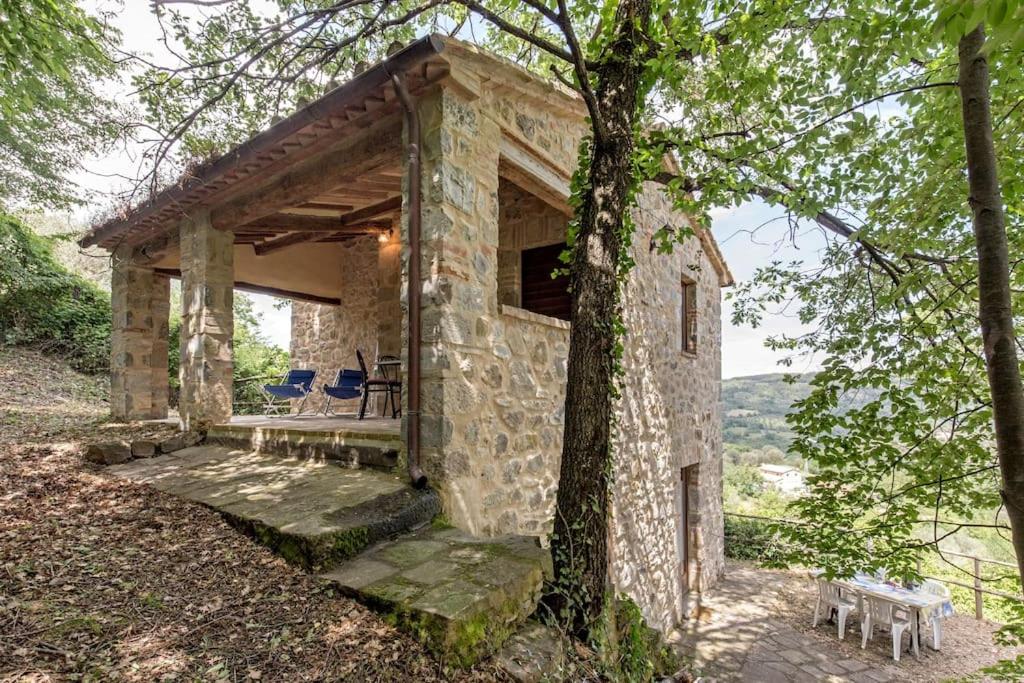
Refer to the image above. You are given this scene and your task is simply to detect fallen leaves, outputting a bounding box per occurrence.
[0,347,507,681]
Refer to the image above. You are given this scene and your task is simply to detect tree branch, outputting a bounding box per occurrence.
[454,0,577,65]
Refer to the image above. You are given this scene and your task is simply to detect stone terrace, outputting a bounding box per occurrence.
[109,445,438,571]
[207,414,403,469]
[670,561,1022,682]
[108,445,549,666]
[322,526,549,667]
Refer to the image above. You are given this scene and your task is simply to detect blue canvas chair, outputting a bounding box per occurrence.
[262,369,317,416]
[321,369,363,416]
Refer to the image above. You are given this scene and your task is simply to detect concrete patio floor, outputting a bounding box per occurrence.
[222,413,401,436]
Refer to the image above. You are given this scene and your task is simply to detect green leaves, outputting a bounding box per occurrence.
[0,0,123,207]
[934,0,1024,50]
[0,212,111,372]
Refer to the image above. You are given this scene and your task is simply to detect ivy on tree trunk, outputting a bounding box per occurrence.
[548,0,651,640]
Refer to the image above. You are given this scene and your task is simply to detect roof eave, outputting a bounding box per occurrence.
[80,34,447,249]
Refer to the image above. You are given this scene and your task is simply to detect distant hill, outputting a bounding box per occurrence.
[721,373,814,457]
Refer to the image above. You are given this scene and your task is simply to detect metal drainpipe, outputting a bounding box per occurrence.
[388,71,427,489]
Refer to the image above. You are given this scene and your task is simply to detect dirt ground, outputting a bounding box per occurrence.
[0,348,508,681]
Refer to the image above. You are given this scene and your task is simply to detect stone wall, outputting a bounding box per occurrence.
[408,66,725,634]
[290,232,401,414]
[608,184,725,632]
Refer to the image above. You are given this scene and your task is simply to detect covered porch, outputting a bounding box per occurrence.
[83,33,586,537]
[89,40,446,433]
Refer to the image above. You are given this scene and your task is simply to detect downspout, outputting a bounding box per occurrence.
[388,70,428,489]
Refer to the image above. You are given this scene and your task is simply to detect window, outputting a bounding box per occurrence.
[521,243,571,321]
[682,277,697,354]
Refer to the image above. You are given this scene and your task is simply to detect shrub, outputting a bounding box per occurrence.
[0,213,289,401]
[168,293,289,412]
[0,212,111,373]
[724,515,792,565]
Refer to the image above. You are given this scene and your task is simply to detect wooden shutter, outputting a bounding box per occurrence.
[521,243,571,321]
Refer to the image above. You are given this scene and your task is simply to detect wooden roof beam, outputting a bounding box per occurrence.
[244,214,390,233]
[209,120,402,231]
[253,222,388,255]
[340,195,402,225]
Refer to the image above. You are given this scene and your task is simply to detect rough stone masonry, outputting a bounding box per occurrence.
[290,42,731,634]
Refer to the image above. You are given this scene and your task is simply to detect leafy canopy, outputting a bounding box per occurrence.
[0,0,123,208]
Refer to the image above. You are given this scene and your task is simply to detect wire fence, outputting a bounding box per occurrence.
[724,511,1024,621]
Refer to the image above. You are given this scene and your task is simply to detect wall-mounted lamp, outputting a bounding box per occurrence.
[378,228,393,244]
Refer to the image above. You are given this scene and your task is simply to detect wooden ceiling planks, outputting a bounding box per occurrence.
[89,51,449,251]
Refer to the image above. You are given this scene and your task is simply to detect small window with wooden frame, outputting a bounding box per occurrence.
[681,277,697,355]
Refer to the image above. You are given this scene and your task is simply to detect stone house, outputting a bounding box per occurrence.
[81,35,732,634]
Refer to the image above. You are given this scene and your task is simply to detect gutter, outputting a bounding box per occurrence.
[80,34,447,249]
[385,68,427,489]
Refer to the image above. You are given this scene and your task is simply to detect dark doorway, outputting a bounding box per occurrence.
[680,465,695,593]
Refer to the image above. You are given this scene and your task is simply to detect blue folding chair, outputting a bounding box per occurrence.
[262,369,317,416]
[321,369,363,416]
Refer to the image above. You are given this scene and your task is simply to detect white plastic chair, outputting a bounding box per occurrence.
[861,596,913,661]
[813,580,857,640]
[920,579,951,650]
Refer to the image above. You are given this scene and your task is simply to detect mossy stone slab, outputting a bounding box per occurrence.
[321,526,547,668]
[376,540,447,568]
[110,445,438,571]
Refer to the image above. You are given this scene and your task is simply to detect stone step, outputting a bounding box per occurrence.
[207,420,402,470]
[109,446,438,571]
[320,526,550,668]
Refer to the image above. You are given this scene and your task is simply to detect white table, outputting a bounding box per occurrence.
[812,571,951,657]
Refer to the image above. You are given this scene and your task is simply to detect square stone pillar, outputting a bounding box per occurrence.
[110,249,171,420]
[405,86,502,532]
[179,209,234,432]
[149,275,171,418]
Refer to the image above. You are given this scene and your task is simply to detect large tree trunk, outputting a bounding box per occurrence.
[958,25,1024,587]
[548,0,650,639]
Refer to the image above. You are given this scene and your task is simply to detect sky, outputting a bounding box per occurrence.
[75,0,825,379]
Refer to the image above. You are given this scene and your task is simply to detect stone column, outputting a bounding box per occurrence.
[149,275,171,419]
[377,216,402,358]
[110,248,159,420]
[407,85,501,531]
[179,209,234,432]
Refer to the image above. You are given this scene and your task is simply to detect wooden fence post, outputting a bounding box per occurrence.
[974,556,984,620]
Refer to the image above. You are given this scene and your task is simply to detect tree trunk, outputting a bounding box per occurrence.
[958,25,1024,587]
[548,0,650,639]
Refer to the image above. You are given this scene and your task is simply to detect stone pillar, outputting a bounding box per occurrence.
[407,85,502,531]
[110,248,160,420]
[149,275,171,419]
[179,209,234,432]
[377,216,402,358]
